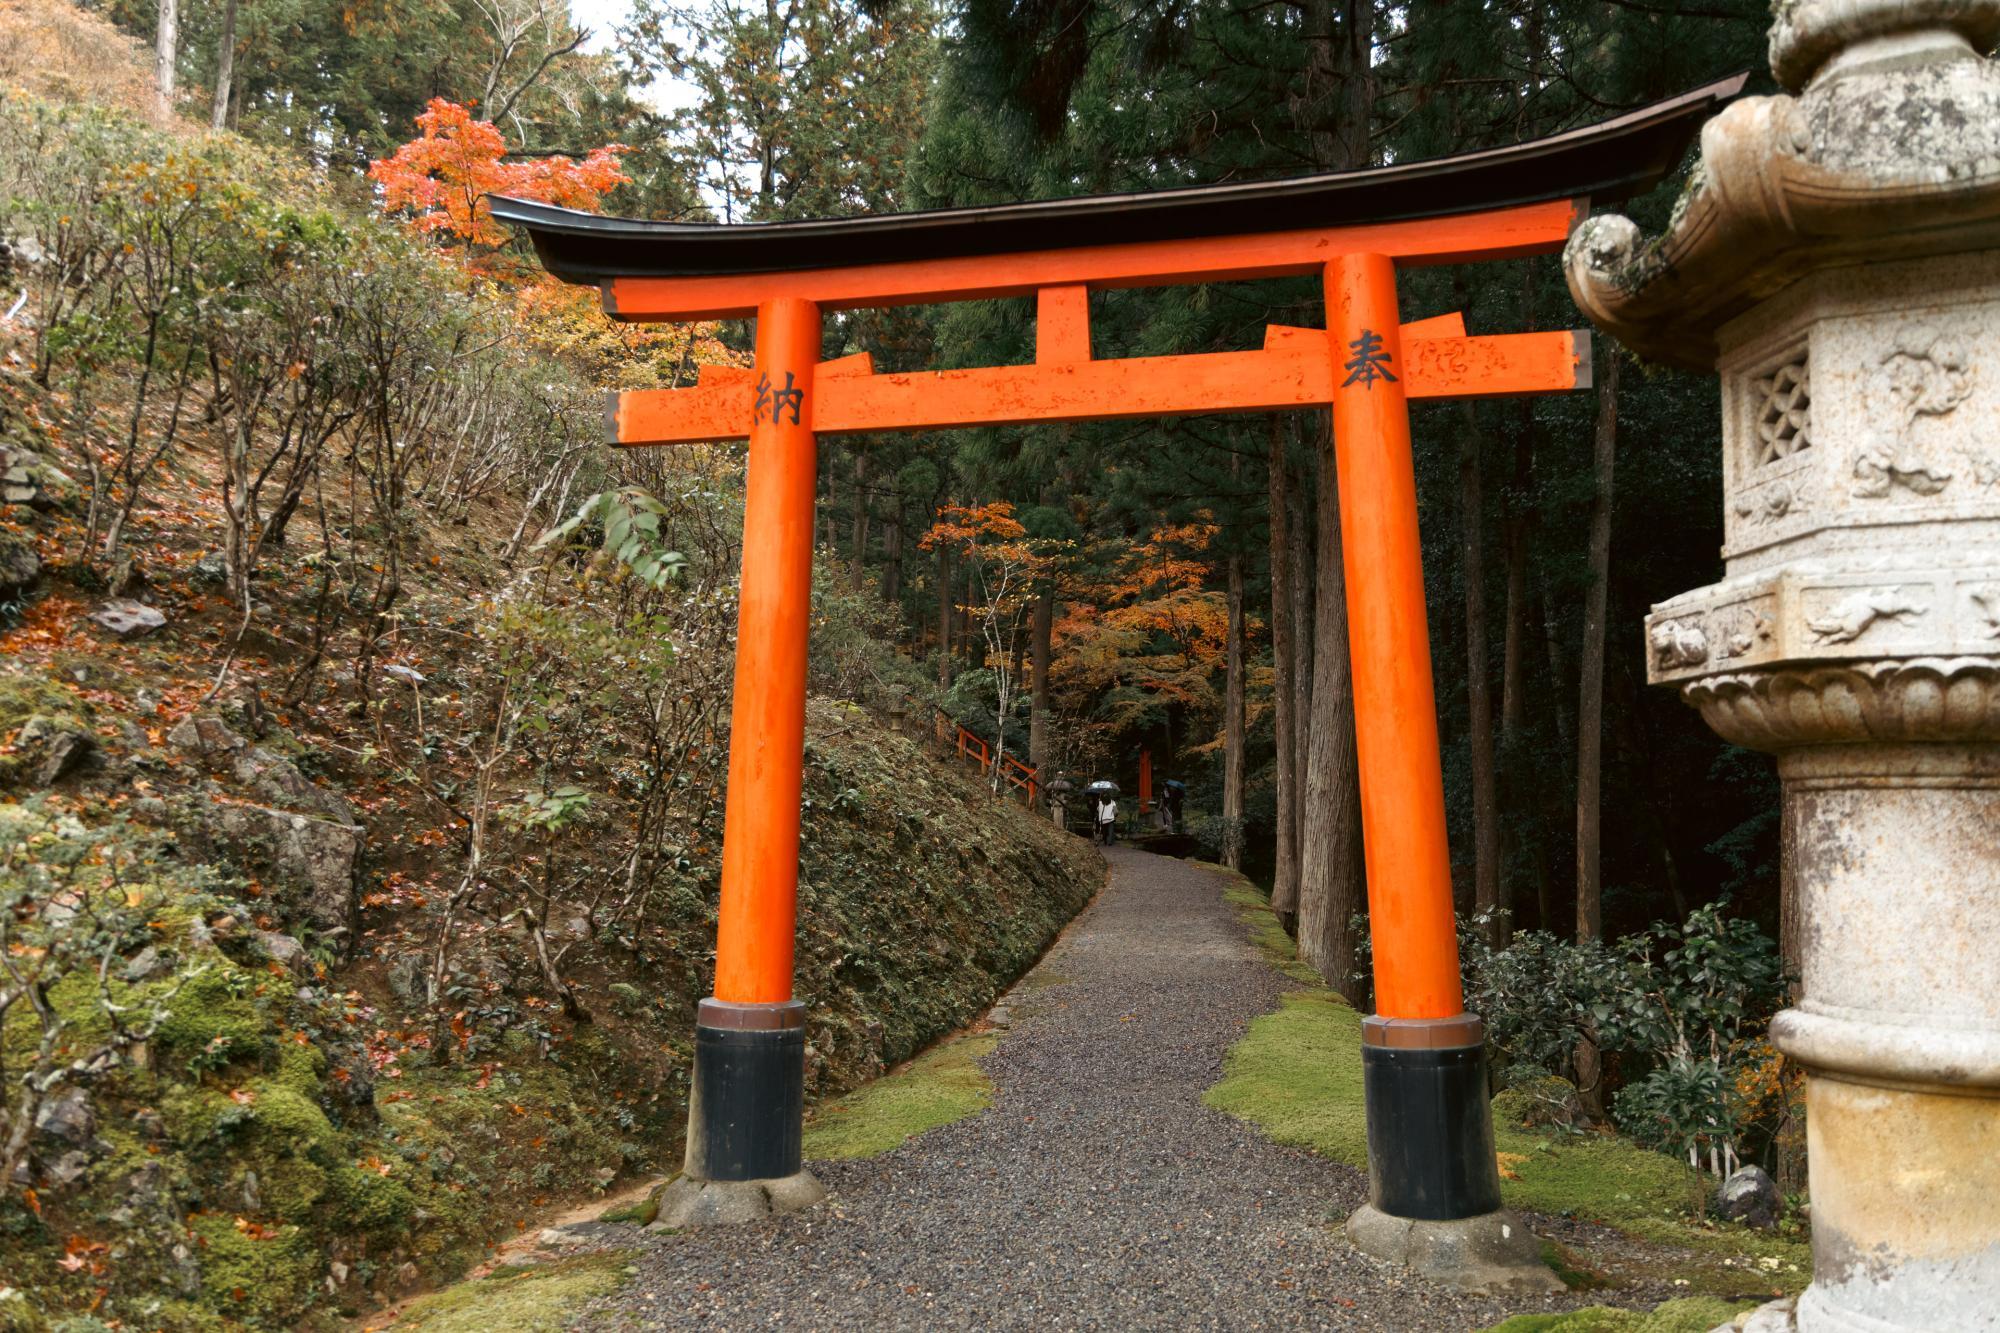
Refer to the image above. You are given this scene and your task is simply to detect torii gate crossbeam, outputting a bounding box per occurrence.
[492,70,1740,1277]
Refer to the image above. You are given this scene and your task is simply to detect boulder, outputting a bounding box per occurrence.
[123,945,169,983]
[1714,1164,1782,1230]
[40,1149,91,1188]
[15,713,93,787]
[1,443,78,511]
[208,798,360,934]
[33,1086,95,1148]
[87,598,165,637]
[0,528,37,598]
[166,714,246,760]
[1492,1073,1585,1131]
[169,719,363,932]
[385,952,428,1005]
[232,747,354,824]
[193,550,228,584]
[254,930,311,976]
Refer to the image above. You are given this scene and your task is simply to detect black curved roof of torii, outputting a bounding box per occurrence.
[489,73,1745,283]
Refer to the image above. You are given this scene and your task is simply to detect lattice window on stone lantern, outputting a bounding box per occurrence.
[1752,358,1810,466]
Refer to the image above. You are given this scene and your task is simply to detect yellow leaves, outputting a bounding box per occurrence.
[1497,1151,1528,1180]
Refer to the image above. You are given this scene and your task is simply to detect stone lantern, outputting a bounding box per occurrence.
[1565,4,2000,1329]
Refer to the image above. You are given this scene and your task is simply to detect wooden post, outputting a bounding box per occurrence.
[682,296,822,1195]
[1327,253,1508,1241]
[713,295,822,1006]
[1325,253,1464,1022]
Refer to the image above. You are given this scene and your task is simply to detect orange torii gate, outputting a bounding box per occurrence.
[494,73,1738,1262]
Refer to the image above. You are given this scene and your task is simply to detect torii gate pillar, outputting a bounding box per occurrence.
[662,297,830,1222]
[1330,255,1550,1287]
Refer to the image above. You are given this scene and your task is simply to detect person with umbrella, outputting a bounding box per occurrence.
[1046,772,1074,831]
[1086,779,1120,846]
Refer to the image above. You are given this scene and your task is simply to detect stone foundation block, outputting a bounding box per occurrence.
[1345,1203,1562,1294]
[648,1170,826,1230]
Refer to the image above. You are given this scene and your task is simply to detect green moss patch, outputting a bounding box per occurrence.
[1480,1296,1752,1332]
[1205,989,1370,1166]
[187,1213,321,1326]
[1217,875,1320,985]
[0,672,84,738]
[392,1252,636,1333]
[1203,868,1810,1299]
[803,1033,998,1160]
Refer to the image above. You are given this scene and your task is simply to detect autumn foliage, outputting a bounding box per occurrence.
[368,98,628,249]
[1052,519,1235,734]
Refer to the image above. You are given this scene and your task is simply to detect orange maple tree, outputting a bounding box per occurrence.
[1049,519,1236,733]
[368,99,628,250]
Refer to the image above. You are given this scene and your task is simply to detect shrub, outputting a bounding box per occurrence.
[1465,901,1789,1179]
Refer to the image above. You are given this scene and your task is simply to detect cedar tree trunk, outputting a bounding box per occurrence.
[1575,341,1619,943]
[1222,546,1246,870]
[1298,418,1366,1003]
[1267,418,1301,924]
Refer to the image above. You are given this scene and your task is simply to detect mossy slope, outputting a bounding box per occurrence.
[0,698,1100,1332]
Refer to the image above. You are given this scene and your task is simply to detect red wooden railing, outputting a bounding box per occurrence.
[940,708,1039,806]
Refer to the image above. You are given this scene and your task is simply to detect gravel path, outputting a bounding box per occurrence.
[577,849,1581,1331]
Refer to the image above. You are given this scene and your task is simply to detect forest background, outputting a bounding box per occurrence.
[0,0,1800,1327]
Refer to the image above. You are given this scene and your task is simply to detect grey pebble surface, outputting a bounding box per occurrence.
[576,848,1632,1332]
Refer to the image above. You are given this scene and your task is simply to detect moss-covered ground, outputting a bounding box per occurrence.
[1481,1297,1749,1332]
[802,1032,999,1160]
[387,1252,637,1333]
[1203,873,1807,1316]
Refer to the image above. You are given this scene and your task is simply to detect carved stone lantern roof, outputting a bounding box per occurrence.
[1566,0,2000,369]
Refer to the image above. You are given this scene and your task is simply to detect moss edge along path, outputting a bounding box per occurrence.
[437,850,1728,1331]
